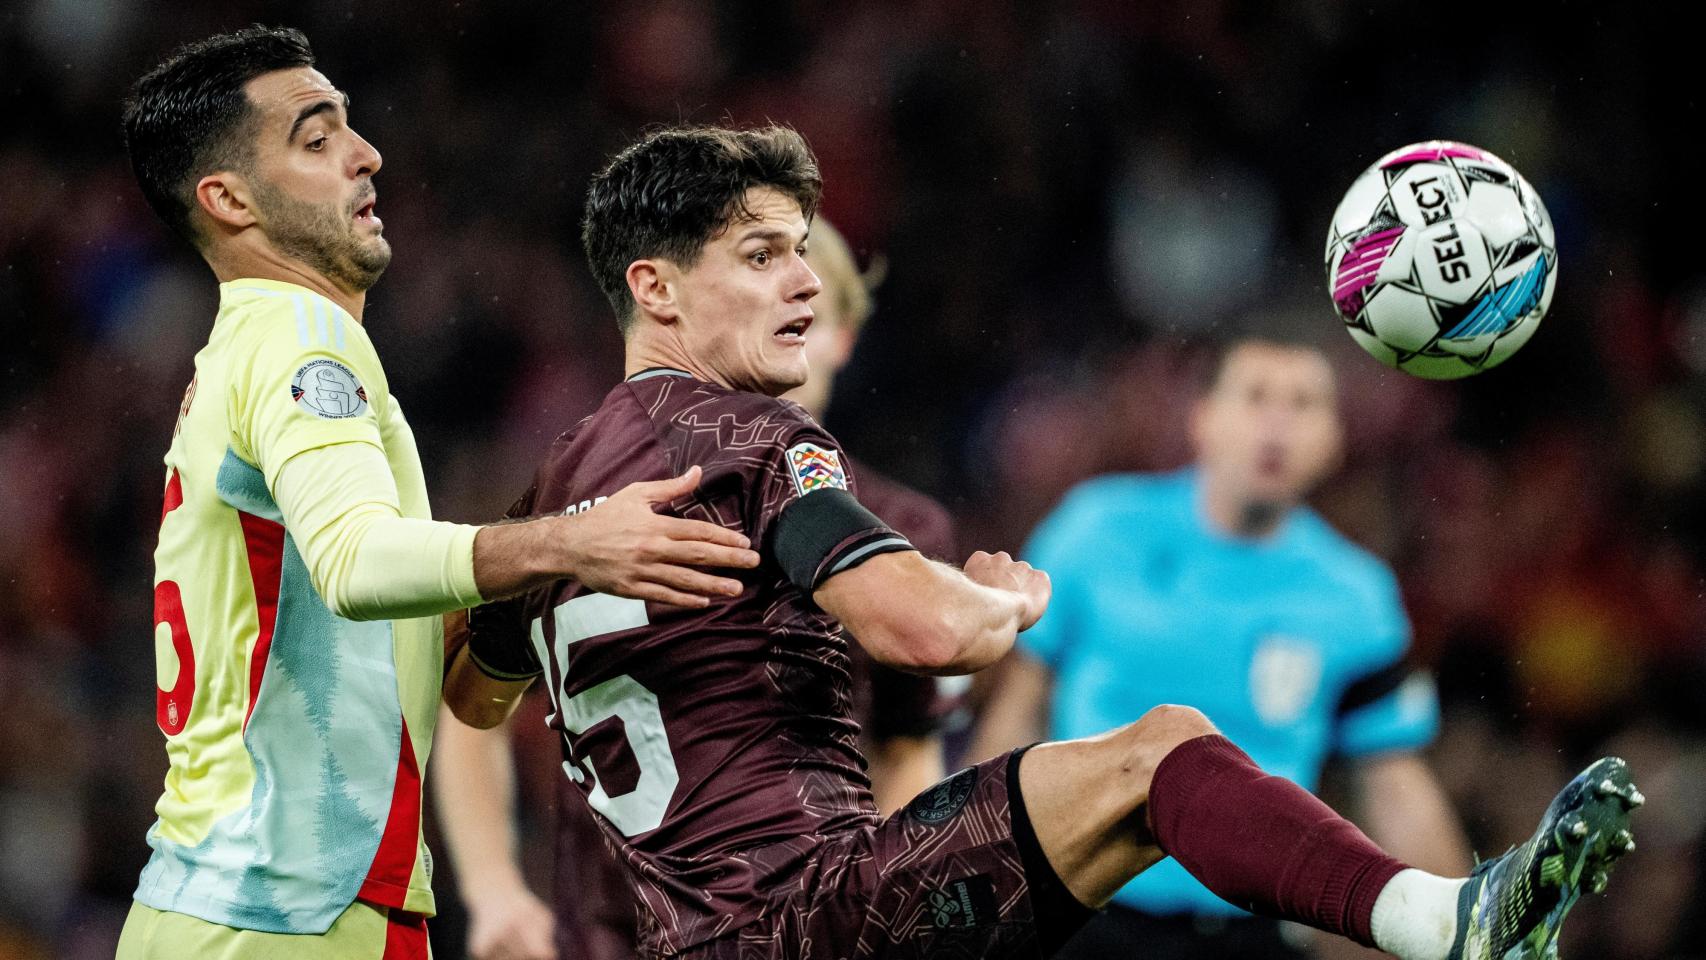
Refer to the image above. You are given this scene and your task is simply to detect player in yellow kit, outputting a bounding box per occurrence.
[115,27,760,959]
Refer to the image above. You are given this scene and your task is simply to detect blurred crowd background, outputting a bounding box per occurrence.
[3,1,1703,958]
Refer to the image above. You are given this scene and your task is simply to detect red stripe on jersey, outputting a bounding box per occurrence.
[153,580,196,736]
[161,469,184,523]
[381,908,430,960]
[236,511,285,730]
[358,715,423,907]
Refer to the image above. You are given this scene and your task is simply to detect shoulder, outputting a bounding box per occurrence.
[223,284,385,395]
[639,377,823,435]
[631,377,834,467]
[1049,470,1186,531]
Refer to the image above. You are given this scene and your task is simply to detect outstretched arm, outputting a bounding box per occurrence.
[813,549,1050,676]
[276,447,760,621]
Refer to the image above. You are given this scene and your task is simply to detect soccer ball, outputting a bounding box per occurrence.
[1324,141,1556,379]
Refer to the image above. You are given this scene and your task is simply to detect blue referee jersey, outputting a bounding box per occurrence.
[1020,469,1438,917]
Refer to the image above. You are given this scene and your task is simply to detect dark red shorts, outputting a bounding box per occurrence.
[673,748,1093,960]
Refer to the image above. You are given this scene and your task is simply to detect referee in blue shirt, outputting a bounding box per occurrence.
[972,337,1470,960]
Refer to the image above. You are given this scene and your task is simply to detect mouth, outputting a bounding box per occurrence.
[773,313,812,345]
[1255,444,1286,477]
[353,195,380,229]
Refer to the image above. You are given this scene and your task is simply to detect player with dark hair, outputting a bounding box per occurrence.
[455,124,1641,960]
[117,28,757,959]
[972,336,1471,960]
[431,217,958,960]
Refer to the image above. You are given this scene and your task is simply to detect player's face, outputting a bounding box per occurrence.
[674,187,821,396]
[242,67,389,291]
[1193,344,1343,509]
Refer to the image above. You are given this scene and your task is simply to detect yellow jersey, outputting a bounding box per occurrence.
[136,278,440,933]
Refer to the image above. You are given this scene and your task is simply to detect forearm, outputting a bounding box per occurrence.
[444,643,533,729]
[470,515,577,601]
[430,702,531,899]
[277,444,483,620]
[816,551,1045,676]
[922,564,1027,673]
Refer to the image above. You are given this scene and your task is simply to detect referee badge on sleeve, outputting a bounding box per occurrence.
[787,442,848,497]
[291,359,368,419]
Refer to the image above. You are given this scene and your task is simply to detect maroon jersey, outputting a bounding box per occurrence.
[494,370,901,956]
[552,460,961,960]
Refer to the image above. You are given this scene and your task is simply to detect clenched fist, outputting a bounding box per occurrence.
[962,550,1051,631]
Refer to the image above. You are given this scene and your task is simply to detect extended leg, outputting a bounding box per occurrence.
[1016,706,1641,960]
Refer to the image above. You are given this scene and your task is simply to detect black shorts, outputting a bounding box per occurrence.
[673,747,1094,960]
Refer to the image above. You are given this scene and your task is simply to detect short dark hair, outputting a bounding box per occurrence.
[581,125,823,333]
[123,25,315,248]
[1203,333,1332,393]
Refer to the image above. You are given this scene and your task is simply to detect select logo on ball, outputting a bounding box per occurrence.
[290,359,369,419]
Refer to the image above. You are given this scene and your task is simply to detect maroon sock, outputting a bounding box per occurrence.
[1146,734,1407,947]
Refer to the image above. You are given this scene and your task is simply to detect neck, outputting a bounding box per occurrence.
[1201,474,1290,539]
[624,332,728,389]
[210,246,366,322]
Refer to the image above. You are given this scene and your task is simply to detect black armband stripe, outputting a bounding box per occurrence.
[465,600,542,679]
[772,487,916,590]
[467,645,543,681]
[823,533,914,579]
[1336,659,1413,716]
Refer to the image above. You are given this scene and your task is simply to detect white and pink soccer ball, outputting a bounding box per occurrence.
[1325,141,1557,379]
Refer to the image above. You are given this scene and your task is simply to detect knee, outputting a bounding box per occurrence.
[1136,703,1217,746]
[1109,704,1218,786]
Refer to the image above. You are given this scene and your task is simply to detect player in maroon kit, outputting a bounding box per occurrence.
[446,125,1641,960]
[431,218,957,960]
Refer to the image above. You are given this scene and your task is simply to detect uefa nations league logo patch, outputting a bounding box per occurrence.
[787,442,848,497]
[291,359,368,419]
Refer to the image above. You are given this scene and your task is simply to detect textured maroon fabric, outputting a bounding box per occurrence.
[544,436,963,960]
[488,372,923,956]
[671,750,1088,960]
[1146,735,1406,947]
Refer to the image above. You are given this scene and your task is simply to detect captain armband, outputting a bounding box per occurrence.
[771,488,916,591]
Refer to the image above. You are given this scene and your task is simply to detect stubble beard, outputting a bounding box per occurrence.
[251,178,391,292]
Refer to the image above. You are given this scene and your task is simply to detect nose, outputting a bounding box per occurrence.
[350,130,382,178]
[791,258,823,303]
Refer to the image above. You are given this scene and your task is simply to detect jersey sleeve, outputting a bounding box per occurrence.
[229,307,389,490]
[1333,569,1440,757]
[465,487,545,680]
[739,414,914,590]
[1015,486,1102,669]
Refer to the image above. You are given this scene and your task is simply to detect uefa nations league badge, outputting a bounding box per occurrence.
[291,359,368,419]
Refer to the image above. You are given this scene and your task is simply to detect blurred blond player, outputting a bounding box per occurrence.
[971,337,1471,960]
[431,219,960,960]
[116,27,756,960]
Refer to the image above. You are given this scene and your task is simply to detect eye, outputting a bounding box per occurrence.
[307,135,328,152]
[750,249,771,266]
